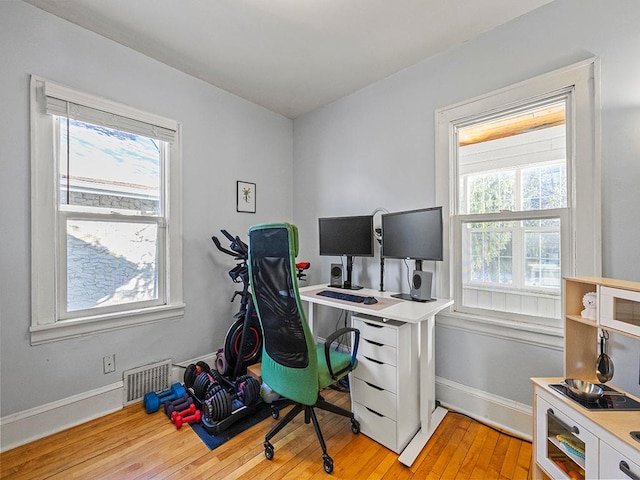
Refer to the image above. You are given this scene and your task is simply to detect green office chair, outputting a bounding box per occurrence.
[248,223,360,474]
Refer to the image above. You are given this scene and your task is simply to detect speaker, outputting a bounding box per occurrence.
[410,270,433,302]
[330,263,343,287]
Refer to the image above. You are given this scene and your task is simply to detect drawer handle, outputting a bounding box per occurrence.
[364,322,384,329]
[364,339,384,347]
[365,407,384,417]
[620,461,640,480]
[364,356,384,365]
[547,408,579,435]
[365,381,384,391]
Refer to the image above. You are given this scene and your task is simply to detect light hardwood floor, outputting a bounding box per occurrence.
[1,388,532,479]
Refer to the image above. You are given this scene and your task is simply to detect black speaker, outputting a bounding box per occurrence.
[330,263,343,287]
[410,270,433,301]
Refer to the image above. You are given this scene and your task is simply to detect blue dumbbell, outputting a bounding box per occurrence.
[143,383,187,413]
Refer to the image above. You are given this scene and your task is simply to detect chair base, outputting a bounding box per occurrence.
[263,395,360,474]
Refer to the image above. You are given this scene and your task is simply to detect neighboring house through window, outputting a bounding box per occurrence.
[435,59,601,343]
[30,76,184,344]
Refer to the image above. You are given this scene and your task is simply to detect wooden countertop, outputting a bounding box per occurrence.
[532,377,640,458]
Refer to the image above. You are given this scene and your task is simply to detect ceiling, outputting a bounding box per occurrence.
[24,0,553,119]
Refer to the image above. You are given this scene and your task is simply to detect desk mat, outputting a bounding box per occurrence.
[303,287,403,311]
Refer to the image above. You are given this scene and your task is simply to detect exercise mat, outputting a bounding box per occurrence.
[190,400,285,450]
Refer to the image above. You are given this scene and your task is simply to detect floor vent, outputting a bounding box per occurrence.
[123,359,172,405]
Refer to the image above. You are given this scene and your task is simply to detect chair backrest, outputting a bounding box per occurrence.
[248,223,319,406]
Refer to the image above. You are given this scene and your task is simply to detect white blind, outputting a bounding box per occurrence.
[44,81,177,143]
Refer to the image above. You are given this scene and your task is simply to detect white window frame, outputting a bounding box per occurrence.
[30,76,184,345]
[435,59,601,347]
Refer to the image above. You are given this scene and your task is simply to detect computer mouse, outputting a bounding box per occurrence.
[363,296,378,305]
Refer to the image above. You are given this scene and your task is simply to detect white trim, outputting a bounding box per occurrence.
[435,58,601,325]
[30,303,185,345]
[43,77,178,132]
[29,75,184,343]
[436,311,563,350]
[436,376,533,441]
[0,383,123,453]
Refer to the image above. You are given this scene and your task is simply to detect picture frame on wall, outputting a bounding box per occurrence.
[236,181,256,213]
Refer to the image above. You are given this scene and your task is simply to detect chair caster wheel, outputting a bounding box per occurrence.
[351,418,360,434]
[322,454,334,474]
[264,441,274,460]
[271,405,279,419]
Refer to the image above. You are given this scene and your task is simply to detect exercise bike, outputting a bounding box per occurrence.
[211,229,262,381]
[182,230,262,435]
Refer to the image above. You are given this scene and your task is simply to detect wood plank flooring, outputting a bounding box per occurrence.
[1,388,532,479]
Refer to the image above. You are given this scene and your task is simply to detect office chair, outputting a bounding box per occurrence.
[248,223,360,474]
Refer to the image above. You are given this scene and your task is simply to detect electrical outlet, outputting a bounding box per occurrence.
[103,354,116,374]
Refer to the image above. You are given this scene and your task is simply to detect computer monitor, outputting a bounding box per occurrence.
[318,215,373,289]
[381,206,443,264]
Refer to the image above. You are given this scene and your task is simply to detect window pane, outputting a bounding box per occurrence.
[522,163,567,210]
[464,222,514,285]
[525,220,561,288]
[66,219,159,312]
[466,171,515,214]
[59,119,161,215]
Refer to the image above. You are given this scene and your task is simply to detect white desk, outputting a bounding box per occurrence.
[299,284,453,467]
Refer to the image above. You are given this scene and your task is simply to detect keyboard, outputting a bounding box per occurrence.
[316,290,367,303]
[317,290,366,303]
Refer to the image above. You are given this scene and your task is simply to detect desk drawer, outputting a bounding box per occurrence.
[353,401,397,453]
[351,377,397,420]
[354,354,397,393]
[353,317,398,348]
[358,337,397,366]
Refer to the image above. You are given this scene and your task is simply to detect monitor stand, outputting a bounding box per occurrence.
[391,293,434,302]
[341,255,363,290]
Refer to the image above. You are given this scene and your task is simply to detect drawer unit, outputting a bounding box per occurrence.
[351,315,419,454]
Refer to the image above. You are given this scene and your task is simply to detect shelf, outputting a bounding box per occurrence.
[548,436,585,470]
[565,314,597,327]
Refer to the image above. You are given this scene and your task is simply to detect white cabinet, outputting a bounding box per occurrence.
[351,315,419,453]
[599,440,640,480]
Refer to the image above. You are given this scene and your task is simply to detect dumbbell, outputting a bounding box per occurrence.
[175,409,201,429]
[164,395,193,418]
[171,403,197,422]
[143,383,187,413]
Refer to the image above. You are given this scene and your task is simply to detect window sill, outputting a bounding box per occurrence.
[30,303,185,345]
[435,310,563,350]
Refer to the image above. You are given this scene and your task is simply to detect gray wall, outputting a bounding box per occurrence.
[2,0,639,426]
[0,2,293,417]
[292,0,640,405]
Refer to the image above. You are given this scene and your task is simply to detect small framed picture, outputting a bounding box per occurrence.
[236,181,256,213]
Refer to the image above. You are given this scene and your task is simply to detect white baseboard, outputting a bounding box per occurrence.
[1,352,222,453]
[436,376,532,441]
[0,382,123,453]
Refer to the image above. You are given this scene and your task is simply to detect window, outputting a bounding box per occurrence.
[435,60,601,337]
[30,76,184,344]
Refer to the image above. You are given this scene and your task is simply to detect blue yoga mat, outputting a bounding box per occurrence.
[190,401,277,450]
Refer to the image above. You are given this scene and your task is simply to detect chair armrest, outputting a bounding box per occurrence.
[324,327,360,380]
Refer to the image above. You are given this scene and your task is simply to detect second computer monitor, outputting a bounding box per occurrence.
[318,215,373,289]
[381,206,443,262]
